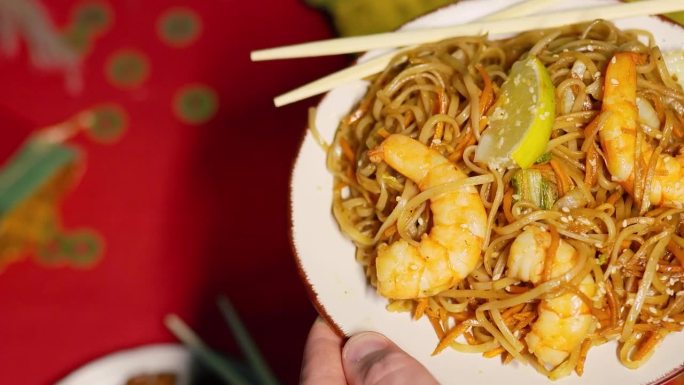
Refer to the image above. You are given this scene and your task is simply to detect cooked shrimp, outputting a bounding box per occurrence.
[368,134,487,299]
[599,52,684,207]
[507,226,596,367]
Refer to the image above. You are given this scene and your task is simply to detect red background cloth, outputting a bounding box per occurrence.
[0,0,348,383]
[0,1,682,385]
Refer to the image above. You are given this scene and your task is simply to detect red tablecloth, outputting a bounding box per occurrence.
[0,2,682,385]
[0,1,348,383]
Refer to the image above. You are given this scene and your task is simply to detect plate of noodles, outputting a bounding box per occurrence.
[290,0,684,383]
[56,344,191,385]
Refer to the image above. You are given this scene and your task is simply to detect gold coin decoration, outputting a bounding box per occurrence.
[157,7,202,48]
[73,0,113,36]
[61,0,113,55]
[85,104,129,143]
[105,49,150,89]
[36,229,103,267]
[173,84,218,125]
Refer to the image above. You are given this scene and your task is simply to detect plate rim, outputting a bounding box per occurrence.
[288,1,684,383]
[56,343,190,385]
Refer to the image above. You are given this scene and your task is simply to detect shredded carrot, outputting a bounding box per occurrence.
[339,137,355,164]
[382,225,397,239]
[404,110,414,126]
[657,264,683,273]
[667,240,684,267]
[502,188,515,224]
[512,314,535,332]
[425,307,439,319]
[620,239,632,249]
[463,331,477,345]
[448,128,476,162]
[575,339,592,376]
[549,159,571,196]
[606,190,622,205]
[433,322,470,355]
[428,315,445,339]
[477,65,494,130]
[483,346,506,358]
[584,143,600,187]
[501,303,526,321]
[345,167,354,181]
[451,311,472,322]
[439,307,448,325]
[531,163,554,172]
[543,225,560,281]
[605,281,618,329]
[414,298,429,320]
[663,322,683,332]
[633,331,663,361]
[633,324,659,332]
[512,311,534,322]
[675,113,684,138]
[583,114,601,146]
[506,285,530,294]
[503,352,515,364]
[344,98,371,125]
[377,127,390,139]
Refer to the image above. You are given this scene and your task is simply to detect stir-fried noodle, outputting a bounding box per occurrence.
[321,20,684,379]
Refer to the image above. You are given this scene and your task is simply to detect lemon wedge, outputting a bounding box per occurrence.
[474,56,555,169]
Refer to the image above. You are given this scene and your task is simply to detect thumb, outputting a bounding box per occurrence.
[342,332,439,385]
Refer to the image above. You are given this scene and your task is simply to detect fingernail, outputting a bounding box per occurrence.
[343,332,391,363]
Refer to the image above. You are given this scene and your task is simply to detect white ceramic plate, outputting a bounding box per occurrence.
[290,0,684,384]
[56,344,191,385]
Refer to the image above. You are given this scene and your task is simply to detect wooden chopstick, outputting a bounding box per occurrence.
[273,0,559,107]
[252,0,684,62]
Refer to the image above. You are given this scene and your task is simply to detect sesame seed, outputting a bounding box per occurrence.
[610,79,619,85]
[561,207,570,213]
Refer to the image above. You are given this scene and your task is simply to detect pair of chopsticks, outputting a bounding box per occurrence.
[251,0,684,107]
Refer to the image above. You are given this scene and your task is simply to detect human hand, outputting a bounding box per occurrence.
[299,317,439,385]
